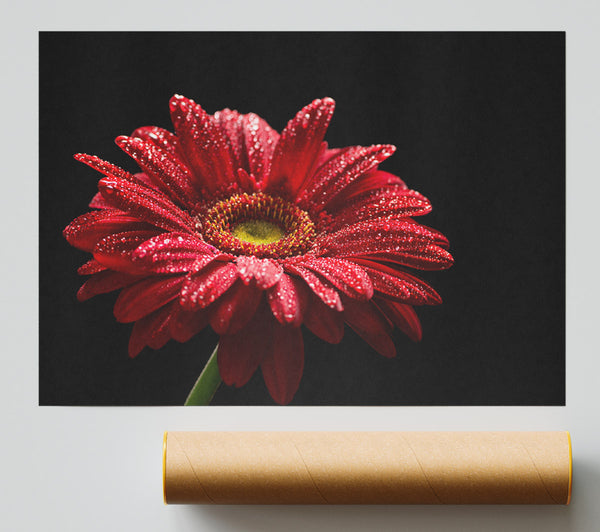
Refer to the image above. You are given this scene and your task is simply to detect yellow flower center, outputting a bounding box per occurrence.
[232,219,285,245]
[199,192,316,258]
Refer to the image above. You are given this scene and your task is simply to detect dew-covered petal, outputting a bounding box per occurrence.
[76,155,158,199]
[326,169,410,209]
[128,300,177,357]
[299,256,373,301]
[77,270,141,302]
[169,94,236,195]
[114,276,185,323]
[418,224,451,249]
[326,186,432,230]
[98,176,197,233]
[343,299,396,358]
[132,231,216,258]
[93,229,161,273]
[213,108,246,170]
[284,263,343,310]
[352,258,442,305]
[263,97,335,199]
[267,273,307,326]
[131,171,158,189]
[115,135,202,209]
[315,145,345,168]
[88,192,113,209]
[352,246,454,271]
[74,153,138,182]
[217,305,272,388]
[303,296,344,344]
[236,168,259,193]
[77,259,107,275]
[315,217,438,253]
[180,262,239,310]
[169,306,212,343]
[261,324,304,405]
[375,298,422,342]
[235,256,283,289]
[130,232,220,274]
[297,144,395,211]
[63,209,149,252]
[210,280,263,334]
[213,109,279,185]
[141,302,178,352]
[242,112,279,181]
[314,219,453,271]
[130,126,181,159]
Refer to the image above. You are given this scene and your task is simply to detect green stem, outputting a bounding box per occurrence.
[184,345,222,406]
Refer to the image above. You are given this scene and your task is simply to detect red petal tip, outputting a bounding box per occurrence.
[169,93,186,105]
[114,135,130,147]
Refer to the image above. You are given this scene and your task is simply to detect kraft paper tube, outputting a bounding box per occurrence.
[163,431,572,505]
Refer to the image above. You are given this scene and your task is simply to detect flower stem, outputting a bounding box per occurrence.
[184,345,221,406]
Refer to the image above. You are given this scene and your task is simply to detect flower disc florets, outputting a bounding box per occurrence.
[200,192,316,258]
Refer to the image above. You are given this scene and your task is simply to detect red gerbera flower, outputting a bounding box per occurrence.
[64,95,453,405]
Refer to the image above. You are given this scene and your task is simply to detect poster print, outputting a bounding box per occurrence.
[39,32,564,405]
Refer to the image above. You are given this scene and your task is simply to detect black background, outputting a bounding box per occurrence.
[39,32,565,405]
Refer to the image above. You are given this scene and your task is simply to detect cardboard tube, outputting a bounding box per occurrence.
[163,431,572,505]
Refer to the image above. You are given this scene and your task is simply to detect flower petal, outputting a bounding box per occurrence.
[89,192,113,209]
[354,246,454,271]
[236,168,259,192]
[63,209,149,252]
[326,169,409,209]
[210,280,263,335]
[326,186,432,230]
[263,97,335,199]
[267,273,307,326]
[261,324,304,405]
[74,153,138,182]
[169,95,237,195]
[212,109,280,186]
[217,304,272,388]
[128,300,177,358]
[115,135,202,209]
[212,108,246,172]
[352,258,442,305]
[303,296,344,344]
[242,112,279,181]
[314,219,453,271]
[77,270,141,302]
[419,224,451,249]
[180,262,239,310]
[315,145,345,167]
[91,175,158,211]
[284,263,343,310]
[130,126,181,159]
[93,229,161,273]
[131,232,220,274]
[316,218,437,252]
[343,299,396,358]
[299,256,373,301]
[113,276,185,323]
[297,144,396,211]
[77,259,107,275]
[235,256,283,289]
[169,306,211,343]
[98,176,197,233]
[375,298,422,342]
